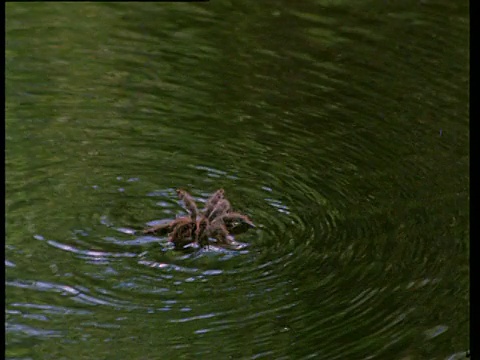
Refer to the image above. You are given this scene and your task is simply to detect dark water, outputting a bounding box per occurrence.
[6,2,469,359]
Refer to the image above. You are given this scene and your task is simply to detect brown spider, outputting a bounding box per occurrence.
[143,188,254,249]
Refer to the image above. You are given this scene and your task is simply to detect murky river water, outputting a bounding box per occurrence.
[6,2,469,359]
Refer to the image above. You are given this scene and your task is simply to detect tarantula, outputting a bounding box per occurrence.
[144,188,255,249]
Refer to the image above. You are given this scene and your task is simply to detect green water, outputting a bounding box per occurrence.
[6,2,469,359]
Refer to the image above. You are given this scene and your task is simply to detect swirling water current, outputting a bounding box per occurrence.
[6,2,468,359]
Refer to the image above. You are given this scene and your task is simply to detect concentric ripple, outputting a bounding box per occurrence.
[6,1,468,359]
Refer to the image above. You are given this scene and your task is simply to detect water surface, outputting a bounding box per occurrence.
[6,2,469,359]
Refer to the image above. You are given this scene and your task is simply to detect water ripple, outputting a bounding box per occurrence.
[6,1,468,358]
